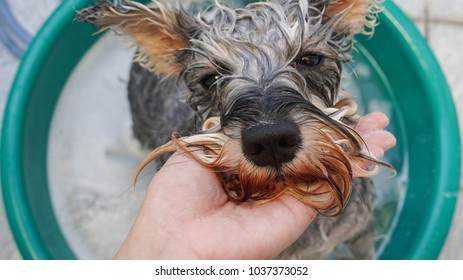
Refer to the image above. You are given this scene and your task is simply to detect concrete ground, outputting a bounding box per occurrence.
[1,0,462,259]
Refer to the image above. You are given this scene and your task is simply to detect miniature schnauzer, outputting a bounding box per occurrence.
[77,0,392,259]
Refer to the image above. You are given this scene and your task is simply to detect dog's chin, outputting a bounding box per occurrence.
[220,166,350,215]
[214,140,354,216]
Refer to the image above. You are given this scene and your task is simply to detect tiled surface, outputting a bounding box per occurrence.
[428,0,463,22]
[0,0,462,259]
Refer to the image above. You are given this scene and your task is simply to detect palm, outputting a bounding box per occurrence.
[140,155,316,259]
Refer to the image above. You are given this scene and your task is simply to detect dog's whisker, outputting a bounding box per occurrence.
[118,185,134,198]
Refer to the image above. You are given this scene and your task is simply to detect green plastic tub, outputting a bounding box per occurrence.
[1,0,461,259]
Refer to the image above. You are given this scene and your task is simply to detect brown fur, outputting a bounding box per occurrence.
[80,1,191,77]
[326,0,382,34]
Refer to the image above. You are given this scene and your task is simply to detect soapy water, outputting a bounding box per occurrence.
[340,46,408,257]
[48,33,407,259]
[48,34,148,259]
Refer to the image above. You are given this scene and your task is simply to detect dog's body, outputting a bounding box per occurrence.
[78,0,387,259]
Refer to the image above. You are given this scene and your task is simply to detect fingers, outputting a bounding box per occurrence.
[361,130,397,155]
[354,112,397,160]
[364,144,384,160]
[354,112,389,134]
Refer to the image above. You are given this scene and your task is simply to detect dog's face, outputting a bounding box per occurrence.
[78,0,384,214]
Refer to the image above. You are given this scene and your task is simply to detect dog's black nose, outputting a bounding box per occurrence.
[241,120,301,168]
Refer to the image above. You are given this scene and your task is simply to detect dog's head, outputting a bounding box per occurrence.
[78,0,388,215]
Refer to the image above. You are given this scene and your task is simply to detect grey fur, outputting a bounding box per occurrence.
[128,63,196,149]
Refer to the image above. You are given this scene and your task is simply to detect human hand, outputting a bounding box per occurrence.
[354,112,397,162]
[114,112,396,260]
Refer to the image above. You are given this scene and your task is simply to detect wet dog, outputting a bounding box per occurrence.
[77,0,392,259]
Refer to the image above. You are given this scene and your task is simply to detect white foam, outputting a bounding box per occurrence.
[48,34,153,259]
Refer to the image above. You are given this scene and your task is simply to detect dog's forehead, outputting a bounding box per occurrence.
[213,4,307,41]
[189,2,331,71]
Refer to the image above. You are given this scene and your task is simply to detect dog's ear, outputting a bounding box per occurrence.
[77,1,199,78]
[323,0,382,35]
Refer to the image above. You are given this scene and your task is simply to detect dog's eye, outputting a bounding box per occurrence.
[201,74,221,89]
[300,54,322,67]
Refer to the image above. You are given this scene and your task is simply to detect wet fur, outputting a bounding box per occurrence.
[77,0,390,259]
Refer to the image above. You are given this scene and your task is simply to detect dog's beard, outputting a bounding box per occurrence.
[133,99,388,216]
